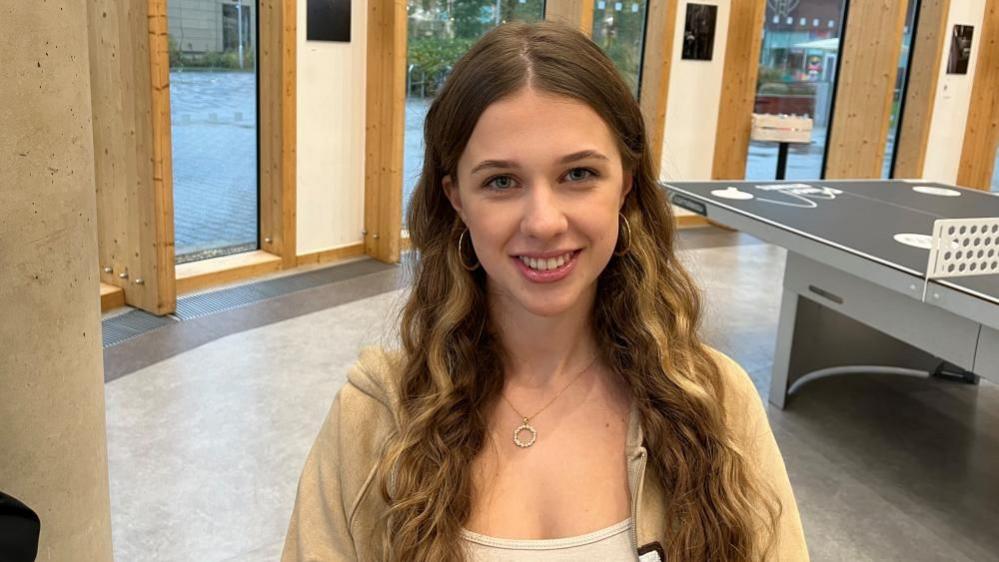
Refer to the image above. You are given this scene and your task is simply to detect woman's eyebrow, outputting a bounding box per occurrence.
[469,149,609,175]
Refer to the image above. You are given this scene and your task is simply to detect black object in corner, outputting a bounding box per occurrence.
[0,491,40,562]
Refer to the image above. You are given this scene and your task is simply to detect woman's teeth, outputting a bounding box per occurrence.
[518,251,574,271]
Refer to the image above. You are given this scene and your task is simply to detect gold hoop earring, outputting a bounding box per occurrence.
[615,213,632,257]
[458,228,481,271]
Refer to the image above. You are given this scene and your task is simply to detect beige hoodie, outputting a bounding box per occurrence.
[281,345,809,561]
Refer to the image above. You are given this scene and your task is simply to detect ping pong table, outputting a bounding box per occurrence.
[663,179,999,409]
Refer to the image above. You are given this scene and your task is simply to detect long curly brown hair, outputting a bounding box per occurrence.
[371,19,781,561]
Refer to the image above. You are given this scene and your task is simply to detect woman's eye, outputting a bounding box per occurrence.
[485,176,516,190]
[566,167,597,182]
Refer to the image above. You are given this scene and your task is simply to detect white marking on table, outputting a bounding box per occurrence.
[752,183,843,209]
[893,233,933,249]
[711,186,754,200]
[912,185,962,197]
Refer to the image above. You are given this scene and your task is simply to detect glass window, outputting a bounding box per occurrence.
[168,0,259,264]
[992,147,999,193]
[591,0,650,99]
[403,0,546,225]
[745,0,847,180]
[883,0,919,178]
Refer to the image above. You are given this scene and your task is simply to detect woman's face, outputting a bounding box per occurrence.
[443,88,632,318]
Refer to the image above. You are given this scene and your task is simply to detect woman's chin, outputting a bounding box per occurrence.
[513,291,584,318]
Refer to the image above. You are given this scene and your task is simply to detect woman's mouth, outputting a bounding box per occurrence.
[511,250,581,283]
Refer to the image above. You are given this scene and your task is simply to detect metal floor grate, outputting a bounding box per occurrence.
[173,258,392,320]
[102,258,394,346]
[102,309,177,348]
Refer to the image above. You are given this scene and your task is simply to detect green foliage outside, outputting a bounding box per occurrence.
[409,37,477,78]
[406,0,545,97]
[594,35,640,97]
[756,67,817,95]
[169,34,255,71]
[590,4,648,100]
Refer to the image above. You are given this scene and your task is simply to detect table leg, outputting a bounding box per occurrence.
[775,142,790,180]
[770,291,945,409]
[770,288,799,409]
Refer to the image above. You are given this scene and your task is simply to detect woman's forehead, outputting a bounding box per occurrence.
[461,91,621,172]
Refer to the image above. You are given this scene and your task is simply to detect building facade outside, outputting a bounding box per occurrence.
[168,0,256,64]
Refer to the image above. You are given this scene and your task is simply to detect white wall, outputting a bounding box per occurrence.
[921,0,987,185]
[296,0,367,255]
[659,0,730,181]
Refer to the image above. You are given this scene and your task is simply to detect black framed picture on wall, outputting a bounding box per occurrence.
[681,3,717,61]
[946,24,974,75]
[307,0,351,42]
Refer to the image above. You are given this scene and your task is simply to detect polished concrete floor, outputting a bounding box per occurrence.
[102,228,999,562]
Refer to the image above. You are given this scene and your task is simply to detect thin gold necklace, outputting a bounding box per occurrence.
[501,354,599,448]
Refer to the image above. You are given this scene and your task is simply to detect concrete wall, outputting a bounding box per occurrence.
[295,0,368,255]
[0,1,114,561]
[659,0,731,181]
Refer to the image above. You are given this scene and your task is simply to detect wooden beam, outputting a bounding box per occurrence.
[958,0,999,189]
[100,283,126,312]
[825,0,911,178]
[175,251,282,295]
[87,0,176,315]
[363,0,406,263]
[295,243,366,267]
[145,0,177,313]
[639,0,678,178]
[260,0,298,267]
[545,0,594,36]
[711,0,766,179]
[894,0,951,179]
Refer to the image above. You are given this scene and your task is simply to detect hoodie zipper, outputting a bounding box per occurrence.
[628,446,648,556]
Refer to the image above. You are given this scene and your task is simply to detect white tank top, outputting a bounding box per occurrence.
[460,518,637,561]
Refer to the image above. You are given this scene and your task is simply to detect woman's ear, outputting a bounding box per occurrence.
[620,171,633,208]
[443,174,465,220]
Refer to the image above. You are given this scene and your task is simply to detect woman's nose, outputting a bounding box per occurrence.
[520,184,568,240]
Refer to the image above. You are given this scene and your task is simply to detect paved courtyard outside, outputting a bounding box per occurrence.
[171,70,258,263]
[403,98,432,224]
[745,125,830,181]
[173,76,997,265]
[994,152,999,192]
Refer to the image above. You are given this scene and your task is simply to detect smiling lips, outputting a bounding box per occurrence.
[512,250,581,283]
[517,251,576,271]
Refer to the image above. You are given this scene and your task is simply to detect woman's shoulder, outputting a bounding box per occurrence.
[310,346,404,496]
[700,345,768,435]
[702,345,755,394]
[329,346,407,447]
[344,345,406,412]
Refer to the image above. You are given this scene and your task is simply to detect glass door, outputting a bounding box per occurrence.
[883,0,919,178]
[992,147,999,192]
[591,0,651,100]
[745,0,848,180]
[168,0,259,264]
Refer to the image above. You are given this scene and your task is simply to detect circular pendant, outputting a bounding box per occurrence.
[513,420,537,448]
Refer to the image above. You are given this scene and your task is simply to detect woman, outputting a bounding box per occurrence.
[282,20,808,562]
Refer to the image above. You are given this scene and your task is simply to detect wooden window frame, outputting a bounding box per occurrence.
[957,0,999,190]
[825,0,912,178]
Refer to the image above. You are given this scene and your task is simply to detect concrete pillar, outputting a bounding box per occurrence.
[0,2,114,561]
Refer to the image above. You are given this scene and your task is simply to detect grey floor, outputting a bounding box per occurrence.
[102,228,999,562]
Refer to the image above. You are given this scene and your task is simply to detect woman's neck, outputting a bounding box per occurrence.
[488,286,600,390]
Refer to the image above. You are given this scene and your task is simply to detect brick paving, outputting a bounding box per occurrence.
[170,72,997,264]
[170,70,258,263]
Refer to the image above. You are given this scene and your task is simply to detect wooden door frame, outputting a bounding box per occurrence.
[957,0,999,189]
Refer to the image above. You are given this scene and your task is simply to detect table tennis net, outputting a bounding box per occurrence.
[926,217,999,280]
